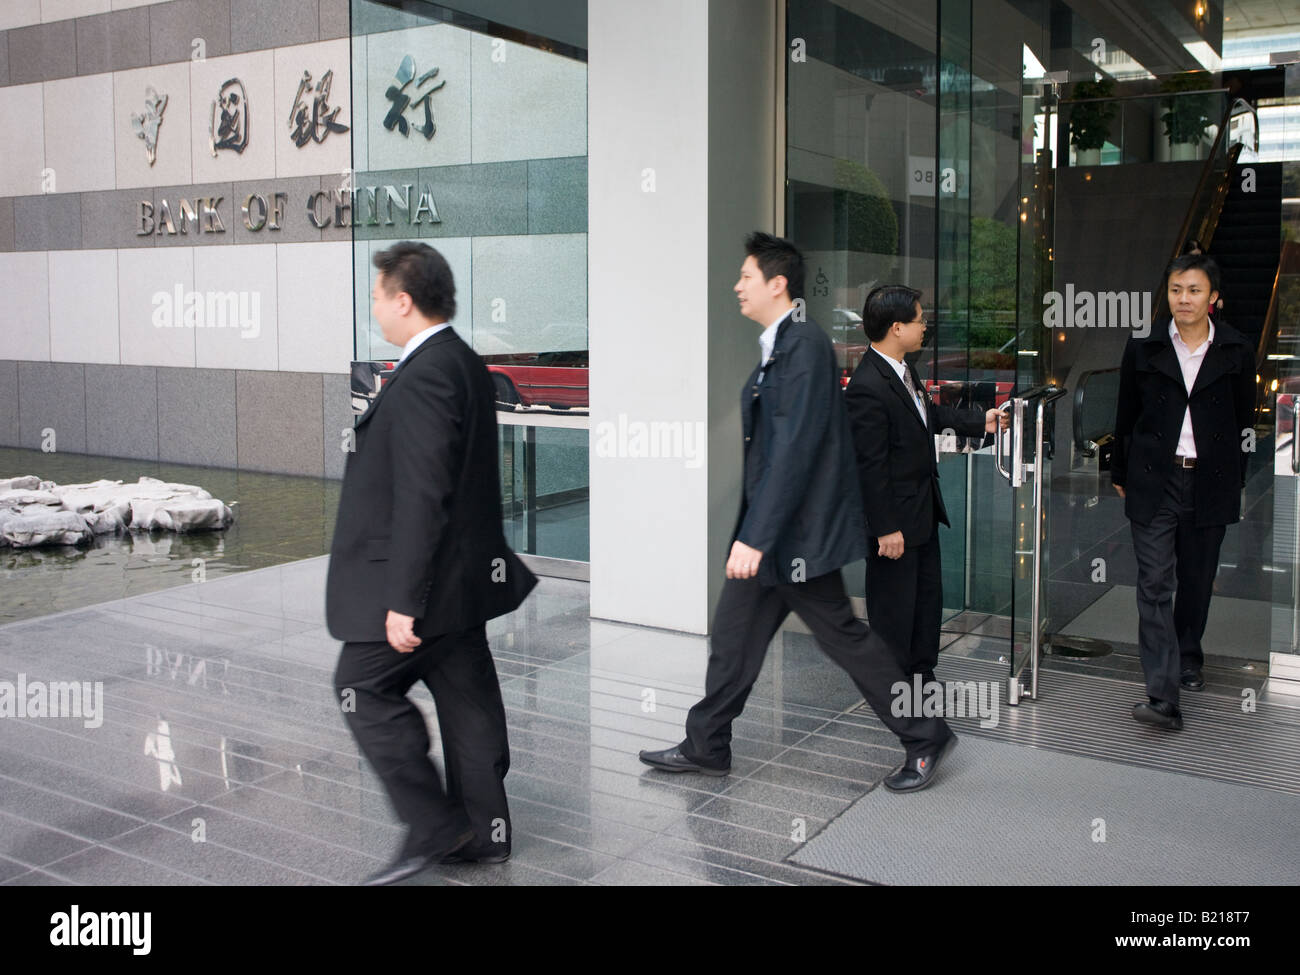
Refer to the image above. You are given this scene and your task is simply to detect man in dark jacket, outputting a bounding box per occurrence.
[844,285,1004,686]
[1112,253,1255,730]
[639,233,957,792]
[327,241,537,883]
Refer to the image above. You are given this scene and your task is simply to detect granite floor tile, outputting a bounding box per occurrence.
[104,823,329,885]
[741,760,881,803]
[0,856,32,884]
[2,869,73,886]
[36,843,215,885]
[684,794,828,842]
[589,858,713,886]
[0,811,94,869]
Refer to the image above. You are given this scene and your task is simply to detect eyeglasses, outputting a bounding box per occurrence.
[899,318,929,328]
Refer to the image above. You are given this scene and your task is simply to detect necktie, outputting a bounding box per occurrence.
[902,367,926,425]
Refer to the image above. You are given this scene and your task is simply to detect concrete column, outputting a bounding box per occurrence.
[589,0,778,633]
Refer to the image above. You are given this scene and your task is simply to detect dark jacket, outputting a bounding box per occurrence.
[326,326,536,642]
[1111,319,1255,527]
[843,349,987,546]
[733,315,867,585]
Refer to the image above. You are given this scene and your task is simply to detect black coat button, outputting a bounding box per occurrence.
[1156,432,1163,439]
[1145,464,1152,472]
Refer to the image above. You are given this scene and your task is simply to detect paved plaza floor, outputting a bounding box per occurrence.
[3,552,1298,886]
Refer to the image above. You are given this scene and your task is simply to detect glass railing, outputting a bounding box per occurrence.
[1060,88,1230,167]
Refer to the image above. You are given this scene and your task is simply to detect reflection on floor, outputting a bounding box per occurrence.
[0,562,884,885]
[3,558,1296,885]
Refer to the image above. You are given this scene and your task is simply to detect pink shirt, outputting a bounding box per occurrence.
[1169,319,1215,459]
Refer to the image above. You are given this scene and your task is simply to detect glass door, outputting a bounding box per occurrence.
[1269,62,1300,685]
[1006,56,1057,703]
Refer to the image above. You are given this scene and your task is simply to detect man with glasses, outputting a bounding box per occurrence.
[638,238,960,793]
[845,286,1005,691]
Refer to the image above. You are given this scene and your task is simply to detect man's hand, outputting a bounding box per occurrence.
[1114,484,1126,499]
[986,408,1009,433]
[726,541,764,579]
[386,610,421,653]
[877,530,905,559]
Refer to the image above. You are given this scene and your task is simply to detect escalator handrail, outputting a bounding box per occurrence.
[1168,96,1240,263]
[1073,367,1120,454]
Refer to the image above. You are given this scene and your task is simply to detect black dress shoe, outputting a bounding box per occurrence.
[883,732,957,793]
[361,830,473,886]
[1133,700,1183,731]
[1180,669,1205,691]
[638,744,729,776]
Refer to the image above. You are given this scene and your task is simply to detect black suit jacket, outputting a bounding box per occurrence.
[326,326,536,643]
[843,349,986,546]
[1111,319,1254,526]
[733,315,867,585]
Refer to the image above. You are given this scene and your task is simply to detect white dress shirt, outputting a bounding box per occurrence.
[396,321,452,367]
[872,346,927,426]
[1169,319,1215,459]
[756,310,792,384]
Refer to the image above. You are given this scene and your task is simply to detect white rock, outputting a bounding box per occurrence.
[0,489,62,507]
[0,507,92,548]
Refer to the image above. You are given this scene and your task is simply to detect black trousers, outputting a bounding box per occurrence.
[683,571,951,764]
[334,624,511,857]
[866,532,943,681]
[1130,466,1226,708]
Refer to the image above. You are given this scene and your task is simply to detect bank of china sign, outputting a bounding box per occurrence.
[131,56,444,235]
[137,181,441,235]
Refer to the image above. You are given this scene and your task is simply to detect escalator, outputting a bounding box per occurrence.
[1211,161,1282,350]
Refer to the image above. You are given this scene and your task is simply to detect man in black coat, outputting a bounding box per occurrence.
[327,241,536,884]
[844,285,1005,687]
[1112,253,1254,730]
[639,233,957,792]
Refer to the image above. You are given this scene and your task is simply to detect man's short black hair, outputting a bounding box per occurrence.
[373,241,457,321]
[1165,252,1220,294]
[744,231,805,301]
[862,285,922,342]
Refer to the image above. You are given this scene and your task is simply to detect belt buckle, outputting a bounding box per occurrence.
[1179,456,1196,469]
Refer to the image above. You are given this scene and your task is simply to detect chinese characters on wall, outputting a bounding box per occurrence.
[132,55,446,166]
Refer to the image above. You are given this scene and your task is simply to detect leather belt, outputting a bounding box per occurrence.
[1176,456,1197,468]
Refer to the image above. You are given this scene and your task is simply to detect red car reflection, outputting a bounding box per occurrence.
[483,351,588,410]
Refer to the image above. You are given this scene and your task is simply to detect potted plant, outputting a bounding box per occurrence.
[1160,71,1214,161]
[1069,78,1117,166]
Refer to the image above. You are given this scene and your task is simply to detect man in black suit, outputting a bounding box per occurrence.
[639,233,958,792]
[844,286,1005,688]
[1112,253,1254,730]
[327,241,537,884]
